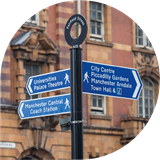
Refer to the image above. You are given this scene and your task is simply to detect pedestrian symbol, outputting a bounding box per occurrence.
[83,72,89,83]
[64,73,70,84]
[64,98,70,109]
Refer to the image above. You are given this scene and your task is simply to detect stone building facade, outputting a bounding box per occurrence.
[0,1,159,159]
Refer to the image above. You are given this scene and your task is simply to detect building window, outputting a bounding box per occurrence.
[24,62,41,100]
[135,23,152,48]
[26,12,39,25]
[90,2,104,41]
[91,95,105,114]
[138,78,155,118]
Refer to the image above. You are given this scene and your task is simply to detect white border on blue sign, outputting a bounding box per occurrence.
[18,93,71,119]
[26,68,70,95]
[82,60,143,100]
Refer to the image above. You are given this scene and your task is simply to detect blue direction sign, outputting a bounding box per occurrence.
[26,69,70,95]
[18,94,71,119]
[82,61,143,100]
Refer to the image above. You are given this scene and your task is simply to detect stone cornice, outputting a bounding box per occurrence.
[120,117,149,122]
[0,104,17,113]
[85,39,113,48]
[133,49,159,82]
[132,47,155,54]
[90,114,112,121]
[20,24,46,33]
[83,125,124,136]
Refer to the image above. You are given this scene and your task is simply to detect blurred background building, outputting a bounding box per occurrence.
[0,1,159,159]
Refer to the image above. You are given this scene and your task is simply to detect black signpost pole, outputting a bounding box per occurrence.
[70,47,83,159]
[64,14,87,159]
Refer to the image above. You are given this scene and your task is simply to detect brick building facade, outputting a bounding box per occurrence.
[0,1,159,159]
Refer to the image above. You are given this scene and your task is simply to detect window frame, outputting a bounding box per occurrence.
[137,77,155,118]
[26,12,39,25]
[135,23,153,49]
[91,95,106,115]
[90,2,104,42]
[24,61,41,100]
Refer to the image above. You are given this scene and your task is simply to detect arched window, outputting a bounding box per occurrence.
[138,77,155,118]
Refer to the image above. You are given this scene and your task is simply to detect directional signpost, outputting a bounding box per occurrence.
[65,14,88,160]
[82,61,143,100]
[20,59,142,120]
[18,94,71,119]
[22,59,142,128]
[26,69,70,95]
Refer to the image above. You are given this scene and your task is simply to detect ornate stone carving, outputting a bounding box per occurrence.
[32,129,42,149]
[11,28,60,55]
[134,52,158,69]
[145,56,151,64]
[146,67,152,76]
[134,51,160,77]
[135,52,145,66]
[128,104,135,117]
[11,28,60,140]
[29,117,46,129]
[151,55,159,68]
[19,116,59,131]
[28,30,39,49]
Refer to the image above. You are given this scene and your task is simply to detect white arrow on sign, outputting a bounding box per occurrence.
[28,79,33,93]
[132,70,141,98]
[19,103,24,117]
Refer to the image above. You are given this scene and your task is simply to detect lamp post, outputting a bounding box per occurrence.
[64,14,87,159]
